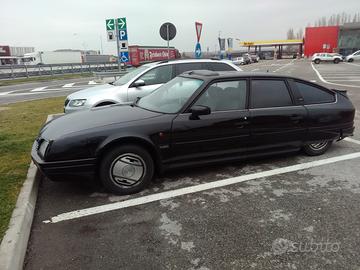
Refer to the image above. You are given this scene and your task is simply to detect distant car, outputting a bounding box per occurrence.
[345,50,360,62]
[312,53,343,64]
[232,57,246,65]
[248,54,260,63]
[32,71,355,195]
[242,54,251,64]
[64,59,242,113]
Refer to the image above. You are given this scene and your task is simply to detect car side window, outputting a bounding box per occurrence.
[250,79,293,108]
[194,80,247,111]
[207,62,236,71]
[176,63,206,75]
[138,65,173,86]
[295,81,335,104]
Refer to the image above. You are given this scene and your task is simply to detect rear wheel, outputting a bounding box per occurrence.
[333,58,340,64]
[348,58,354,62]
[100,144,154,195]
[303,141,332,156]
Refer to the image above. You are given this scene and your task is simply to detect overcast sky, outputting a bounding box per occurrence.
[1,0,359,54]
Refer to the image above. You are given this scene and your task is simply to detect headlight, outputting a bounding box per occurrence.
[38,140,50,158]
[69,99,87,107]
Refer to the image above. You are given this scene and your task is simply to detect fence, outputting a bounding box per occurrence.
[0,62,119,79]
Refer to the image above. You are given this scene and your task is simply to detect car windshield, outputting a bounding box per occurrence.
[113,66,149,86]
[137,76,203,113]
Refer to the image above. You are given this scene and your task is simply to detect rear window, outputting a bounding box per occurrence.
[295,81,335,104]
[250,80,293,108]
[176,63,206,75]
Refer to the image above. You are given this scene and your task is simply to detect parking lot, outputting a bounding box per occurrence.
[24,59,360,270]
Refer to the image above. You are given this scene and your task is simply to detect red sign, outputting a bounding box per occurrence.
[195,22,203,42]
[129,46,178,66]
[0,45,10,56]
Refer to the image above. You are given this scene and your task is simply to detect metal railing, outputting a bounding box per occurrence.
[0,62,119,79]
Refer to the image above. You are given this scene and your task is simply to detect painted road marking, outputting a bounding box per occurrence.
[272,59,295,73]
[311,63,360,88]
[251,68,259,71]
[88,80,97,85]
[44,151,360,224]
[30,87,47,92]
[0,91,15,95]
[62,83,75,88]
[344,138,360,145]
[310,80,317,82]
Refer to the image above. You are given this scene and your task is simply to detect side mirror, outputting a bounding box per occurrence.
[189,105,211,120]
[132,79,145,88]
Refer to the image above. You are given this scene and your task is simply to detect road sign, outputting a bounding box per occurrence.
[107,31,115,41]
[106,19,115,31]
[195,42,202,58]
[195,22,202,42]
[120,51,129,63]
[117,17,127,30]
[159,22,176,41]
[118,29,128,41]
[119,40,128,51]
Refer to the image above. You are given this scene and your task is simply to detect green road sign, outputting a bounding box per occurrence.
[106,19,115,31]
[117,17,127,29]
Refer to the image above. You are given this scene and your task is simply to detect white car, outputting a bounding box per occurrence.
[232,57,246,65]
[64,59,242,113]
[312,53,343,64]
[345,50,360,62]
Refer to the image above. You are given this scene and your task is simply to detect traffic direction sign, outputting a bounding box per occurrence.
[106,19,115,30]
[195,42,201,58]
[117,17,127,29]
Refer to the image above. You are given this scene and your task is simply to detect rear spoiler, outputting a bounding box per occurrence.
[332,89,348,98]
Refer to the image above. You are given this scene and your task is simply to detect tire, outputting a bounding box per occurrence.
[333,58,340,64]
[99,144,154,195]
[348,58,354,62]
[303,141,332,156]
[314,59,320,64]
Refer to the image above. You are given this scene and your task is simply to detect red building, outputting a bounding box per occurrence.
[304,26,339,57]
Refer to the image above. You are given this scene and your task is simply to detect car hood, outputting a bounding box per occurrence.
[40,105,162,140]
[67,84,125,100]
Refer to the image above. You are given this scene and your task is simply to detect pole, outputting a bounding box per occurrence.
[166,24,170,59]
[100,35,103,54]
[115,20,121,71]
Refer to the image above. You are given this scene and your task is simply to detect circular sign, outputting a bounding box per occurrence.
[160,22,177,41]
[195,42,202,58]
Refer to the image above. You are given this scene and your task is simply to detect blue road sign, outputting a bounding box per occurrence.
[195,42,202,58]
[118,29,128,41]
[120,51,129,63]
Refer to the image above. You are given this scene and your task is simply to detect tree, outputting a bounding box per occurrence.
[287,28,295,40]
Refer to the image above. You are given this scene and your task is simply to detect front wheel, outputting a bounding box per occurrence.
[99,144,154,195]
[314,59,320,64]
[348,58,354,62]
[303,141,332,156]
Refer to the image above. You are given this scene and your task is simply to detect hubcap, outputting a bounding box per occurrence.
[308,141,328,151]
[110,153,145,187]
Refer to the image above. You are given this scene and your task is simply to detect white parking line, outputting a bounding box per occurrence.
[251,68,259,71]
[0,91,15,95]
[62,83,75,88]
[30,86,47,92]
[88,80,97,85]
[311,63,360,88]
[44,151,360,224]
[272,59,295,73]
[344,138,360,145]
[345,62,360,67]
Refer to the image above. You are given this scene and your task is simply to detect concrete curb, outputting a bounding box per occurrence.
[0,114,54,270]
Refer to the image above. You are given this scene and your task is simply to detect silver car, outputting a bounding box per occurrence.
[64,59,242,113]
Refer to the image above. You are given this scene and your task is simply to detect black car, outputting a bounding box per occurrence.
[32,70,355,194]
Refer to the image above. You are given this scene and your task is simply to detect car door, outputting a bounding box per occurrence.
[127,64,175,101]
[170,79,250,164]
[248,78,307,154]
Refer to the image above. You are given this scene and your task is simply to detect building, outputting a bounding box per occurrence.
[304,23,360,57]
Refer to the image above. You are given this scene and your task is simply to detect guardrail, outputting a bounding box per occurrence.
[93,71,129,80]
[0,62,119,80]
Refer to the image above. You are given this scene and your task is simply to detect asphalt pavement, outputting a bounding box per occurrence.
[5,59,360,270]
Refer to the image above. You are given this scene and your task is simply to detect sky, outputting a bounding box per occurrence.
[1,0,359,54]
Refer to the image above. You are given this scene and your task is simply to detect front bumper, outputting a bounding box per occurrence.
[31,142,96,181]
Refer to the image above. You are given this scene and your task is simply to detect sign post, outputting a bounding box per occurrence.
[106,17,129,71]
[195,22,203,58]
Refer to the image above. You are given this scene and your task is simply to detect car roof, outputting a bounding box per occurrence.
[142,58,234,67]
[180,70,304,81]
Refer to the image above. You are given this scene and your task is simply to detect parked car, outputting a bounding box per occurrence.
[64,59,241,113]
[345,50,360,62]
[242,54,251,64]
[248,54,260,63]
[312,53,343,64]
[232,57,246,65]
[32,70,355,195]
